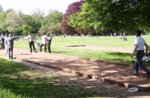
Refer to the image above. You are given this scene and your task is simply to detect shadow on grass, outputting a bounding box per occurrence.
[106,52,130,57]
[0,58,111,98]
[104,52,132,64]
[105,52,150,67]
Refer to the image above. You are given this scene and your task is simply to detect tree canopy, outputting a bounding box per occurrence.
[0,6,63,36]
[0,1,150,36]
[61,0,83,35]
[68,0,150,35]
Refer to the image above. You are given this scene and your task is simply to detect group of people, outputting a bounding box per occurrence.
[0,32,53,60]
[0,33,17,59]
[27,32,52,53]
[0,30,149,78]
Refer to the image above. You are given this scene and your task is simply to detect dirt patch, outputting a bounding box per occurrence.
[0,48,150,97]
[66,45,132,53]
[66,45,86,47]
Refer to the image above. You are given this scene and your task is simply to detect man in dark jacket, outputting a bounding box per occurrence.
[0,34,5,48]
[6,34,16,59]
[47,33,53,53]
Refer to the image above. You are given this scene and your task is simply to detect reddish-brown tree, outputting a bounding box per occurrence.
[61,0,83,35]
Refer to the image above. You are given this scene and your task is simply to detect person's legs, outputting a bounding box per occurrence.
[44,44,47,52]
[5,44,8,54]
[29,42,32,53]
[10,48,13,59]
[137,51,150,78]
[134,62,139,75]
[8,48,11,59]
[40,44,43,52]
[2,38,4,48]
[32,42,36,52]
[134,51,140,75]
[48,43,51,53]
[48,40,52,53]
[37,43,40,51]
[140,63,150,78]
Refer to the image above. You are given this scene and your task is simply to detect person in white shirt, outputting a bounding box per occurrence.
[27,33,36,53]
[132,30,150,79]
[40,33,47,52]
[4,34,8,54]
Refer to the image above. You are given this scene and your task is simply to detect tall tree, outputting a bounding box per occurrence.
[31,8,44,34]
[0,12,7,33]
[4,10,22,34]
[19,14,34,35]
[68,0,150,35]
[39,10,63,35]
[61,0,83,35]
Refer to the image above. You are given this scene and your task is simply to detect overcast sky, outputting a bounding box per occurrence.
[0,0,78,15]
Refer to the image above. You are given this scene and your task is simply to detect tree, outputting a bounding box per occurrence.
[4,10,22,34]
[0,12,7,33]
[19,12,44,35]
[68,0,108,35]
[68,0,150,35]
[20,24,33,35]
[39,10,63,35]
[18,14,33,35]
[31,9,44,34]
[61,0,83,35]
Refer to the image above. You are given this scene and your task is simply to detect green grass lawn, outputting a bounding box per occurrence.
[0,58,109,98]
[14,35,150,64]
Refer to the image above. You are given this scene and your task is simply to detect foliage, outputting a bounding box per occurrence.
[0,12,7,33]
[20,24,33,35]
[61,0,83,35]
[39,10,63,35]
[1,1,150,35]
[0,7,62,35]
[4,10,23,34]
[68,0,150,35]
[31,10,44,34]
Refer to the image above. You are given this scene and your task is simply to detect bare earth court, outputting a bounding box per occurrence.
[0,48,150,97]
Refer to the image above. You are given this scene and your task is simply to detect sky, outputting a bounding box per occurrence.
[0,0,78,15]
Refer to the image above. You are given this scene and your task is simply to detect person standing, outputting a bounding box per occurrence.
[0,35,1,46]
[27,33,36,53]
[4,34,8,54]
[6,34,16,59]
[131,30,150,79]
[0,34,5,48]
[40,33,47,52]
[47,33,53,53]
